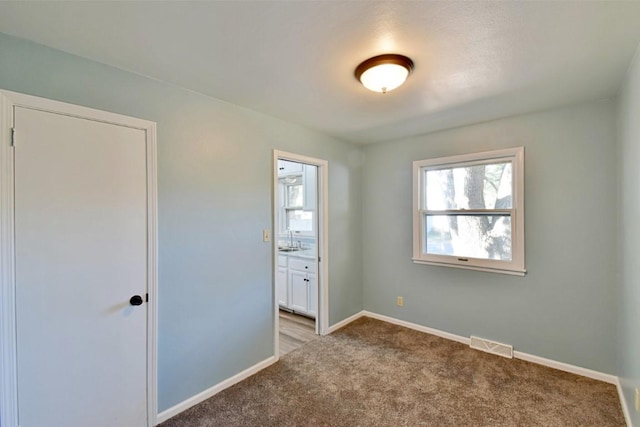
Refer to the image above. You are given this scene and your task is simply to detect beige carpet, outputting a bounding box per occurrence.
[159,317,624,426]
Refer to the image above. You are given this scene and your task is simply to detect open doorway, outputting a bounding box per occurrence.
[273,151,328,358]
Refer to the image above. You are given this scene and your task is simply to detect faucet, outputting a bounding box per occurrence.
[289,230,293,248]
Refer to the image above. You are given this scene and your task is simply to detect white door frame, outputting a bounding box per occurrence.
[0,90,158,427]
[273,150,329,358]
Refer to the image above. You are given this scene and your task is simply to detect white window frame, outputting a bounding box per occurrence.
[412,147,525,276]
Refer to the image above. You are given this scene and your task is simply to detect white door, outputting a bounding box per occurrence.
[307,273,317,317]
[14,106,149,426]
[277,266,288,307]
[289,270,309,313]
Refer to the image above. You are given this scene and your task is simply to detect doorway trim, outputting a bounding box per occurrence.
[0,90,158,427]
[273,150,329,358]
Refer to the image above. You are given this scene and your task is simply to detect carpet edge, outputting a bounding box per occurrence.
[327,310,366,334]
[156,355,277,424]
[360,310,619,385]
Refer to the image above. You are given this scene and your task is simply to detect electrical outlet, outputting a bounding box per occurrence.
[263,229,270,242]
[635,387,639,412]
[396,296,404,307]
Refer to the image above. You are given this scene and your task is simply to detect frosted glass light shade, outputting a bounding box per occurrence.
[359,64,410,93]
[355,54,414,94]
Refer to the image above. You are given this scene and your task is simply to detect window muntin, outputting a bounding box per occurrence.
[413,147,525,275]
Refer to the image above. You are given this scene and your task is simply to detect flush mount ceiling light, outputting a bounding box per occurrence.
[355,54,414,94]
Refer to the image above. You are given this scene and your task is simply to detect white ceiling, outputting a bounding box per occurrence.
[1,1,640,144]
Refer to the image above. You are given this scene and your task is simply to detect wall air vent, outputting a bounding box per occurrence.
[470,336,513,359]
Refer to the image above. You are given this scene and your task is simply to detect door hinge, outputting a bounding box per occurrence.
[145,293,149,303]
[318,256,321,263]
[11,127,16,147]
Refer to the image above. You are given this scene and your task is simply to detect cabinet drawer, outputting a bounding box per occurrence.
[289,257,316,273]
[278,255,288,267]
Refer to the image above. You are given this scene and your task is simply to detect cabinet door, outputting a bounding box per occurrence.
[277,267,288,307]
[289,270,309,313]
[303,164,317,211]
[307,273,317,318]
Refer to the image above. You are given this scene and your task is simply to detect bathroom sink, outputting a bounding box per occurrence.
[278,247,300,252]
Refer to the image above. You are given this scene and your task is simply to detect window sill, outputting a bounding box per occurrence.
[412,259,526,276]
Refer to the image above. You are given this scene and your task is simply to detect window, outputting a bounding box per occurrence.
[413,147,525,275]
[280,176,314,234]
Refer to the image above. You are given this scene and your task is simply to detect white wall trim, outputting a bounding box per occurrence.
[513,350,617,385]
[155,310,624,425]
[362,311,471,345]
[145,122,159,426]
[616,378,634,427]
[272,149,330,362]
[0,89,156,130]
[0,89,18,427]
[334,311,618,386]
[327,310,366,334]
[156,356,277,424]
[0,89,159,427]
[272,153,281,360]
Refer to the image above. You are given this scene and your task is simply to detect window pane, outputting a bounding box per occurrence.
[424,214,512,260]
[287,184,303,207]
[287,209,313,232]
[425,162,512,210]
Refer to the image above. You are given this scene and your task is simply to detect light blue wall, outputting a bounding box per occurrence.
[2,27,632,420]
[0,32,363,412]
[618,43,640,425]
[362,101,618,374]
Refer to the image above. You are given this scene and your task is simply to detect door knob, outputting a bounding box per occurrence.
[129,295,144,306]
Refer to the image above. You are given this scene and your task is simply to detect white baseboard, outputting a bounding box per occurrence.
[157,313,624,426]
[327,310,365,334]
[617,378,634,427]
[341,311,618,386]
[156,356,277,424]
[513,350,617,384]
[362,311,470,345]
